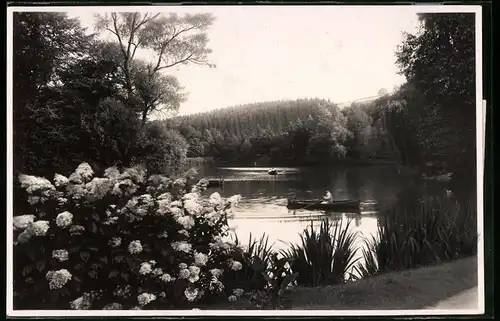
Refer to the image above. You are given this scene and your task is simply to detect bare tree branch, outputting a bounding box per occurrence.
[111,13,127,58]
[153,24,201,73]
[155,53,195,72]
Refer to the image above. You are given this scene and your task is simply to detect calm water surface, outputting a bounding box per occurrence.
[197,164,448,260]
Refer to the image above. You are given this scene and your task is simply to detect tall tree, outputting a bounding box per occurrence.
[94,12,216,126]
[13,12,95,175]
[396,13,476,184]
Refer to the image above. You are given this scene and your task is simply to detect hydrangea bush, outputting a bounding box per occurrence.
[13,162,246,310]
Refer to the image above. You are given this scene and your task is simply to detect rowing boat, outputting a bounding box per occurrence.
[286,199,360,211]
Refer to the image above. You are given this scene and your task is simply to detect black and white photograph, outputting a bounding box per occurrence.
[7,4,485,317]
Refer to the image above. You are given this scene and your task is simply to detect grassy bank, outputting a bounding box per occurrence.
[208,255,477,310]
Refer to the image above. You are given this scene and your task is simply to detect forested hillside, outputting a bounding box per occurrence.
[161,94,414,167]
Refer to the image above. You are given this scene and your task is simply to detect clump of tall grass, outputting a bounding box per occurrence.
[355,196,478,276]
[233,233,276,290]
[282,217,360,287]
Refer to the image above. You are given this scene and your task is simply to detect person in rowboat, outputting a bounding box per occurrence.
[322,190,334,204]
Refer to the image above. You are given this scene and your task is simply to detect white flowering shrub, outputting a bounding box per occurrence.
[13,162,249,309]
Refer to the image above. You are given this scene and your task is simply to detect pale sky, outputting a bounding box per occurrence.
[64,5,423,116]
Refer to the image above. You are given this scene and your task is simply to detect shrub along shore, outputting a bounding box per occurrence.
[12,163,477,310]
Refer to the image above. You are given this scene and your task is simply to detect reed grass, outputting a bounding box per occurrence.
[355,196,478,276]
[234,232,276,290]
[282,217,360,287]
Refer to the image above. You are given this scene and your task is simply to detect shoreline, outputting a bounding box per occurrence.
[204,255,478,310]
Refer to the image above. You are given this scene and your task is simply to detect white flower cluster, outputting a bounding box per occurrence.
[52,249,69,262]
[70,292,94,310]
[68,162,94,184]
[108,237,122,248]
[229,260,243,271]
[113,285,132,298]
[13,215,35,232]
[209,277,225,293]
[147,174,171,193]
[233,288,244,297]
[184,199,203,217]
[139,261,156,275]
[53,174,69,188]
[173,178,187,188]
[16,220,50,244]
[119,166,147,185]
[209,236,235,252]
[19,174,56,195]
[160,273,173,283]
[188,266,200,283]
[69,225,85,236]
[84,177,114,201]
[184,288,200,302]
[176,215,195,230]
[124,194,154,221]
[210,268,223,278]
[128,240,143,255]
[227,194,242,207]
[194,252,209,266]
[172,241,192,253]
[56,211,73,228]
[152,268,163,276]
[209,192,223,207]
[46,269,72,289]
[111,178,138,197]
[156,192,172,215]
[137,293,156,307]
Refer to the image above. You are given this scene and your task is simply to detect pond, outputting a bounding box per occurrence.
[196,164,449,266]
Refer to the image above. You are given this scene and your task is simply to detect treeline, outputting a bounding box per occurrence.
[166,13,477,190]
[162,97,407,166]
[13,12,215,178]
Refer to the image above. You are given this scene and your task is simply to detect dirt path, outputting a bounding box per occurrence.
[428,286,479,310]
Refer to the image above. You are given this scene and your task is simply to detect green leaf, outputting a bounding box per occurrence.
[92,213,100,222]
[69,246,81,253]
[121,272,129,281]
[74,263,84,270]
[252,258,266,273]
[60,288,70,297]
[100,256,108,264]
[27,249,36,261]
[36,260,46,272]
[74,276,83,283]
[109,270,119,278]
[80,251,89,262]
[22,264,33,276]
[91,222,98,233]
[49,291,59,304]
[279,273,298,296]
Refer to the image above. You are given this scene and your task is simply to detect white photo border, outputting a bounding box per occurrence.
[6,3,485,317]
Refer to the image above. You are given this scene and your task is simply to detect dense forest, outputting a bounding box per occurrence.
[13,12,476,192]
[161,95,405,166]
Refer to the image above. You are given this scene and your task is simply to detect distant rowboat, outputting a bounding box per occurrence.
[287,199,361,211]
[207,179,224,188]
[268,169,278,175]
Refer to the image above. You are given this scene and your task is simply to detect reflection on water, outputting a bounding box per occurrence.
[198,164,448,263]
